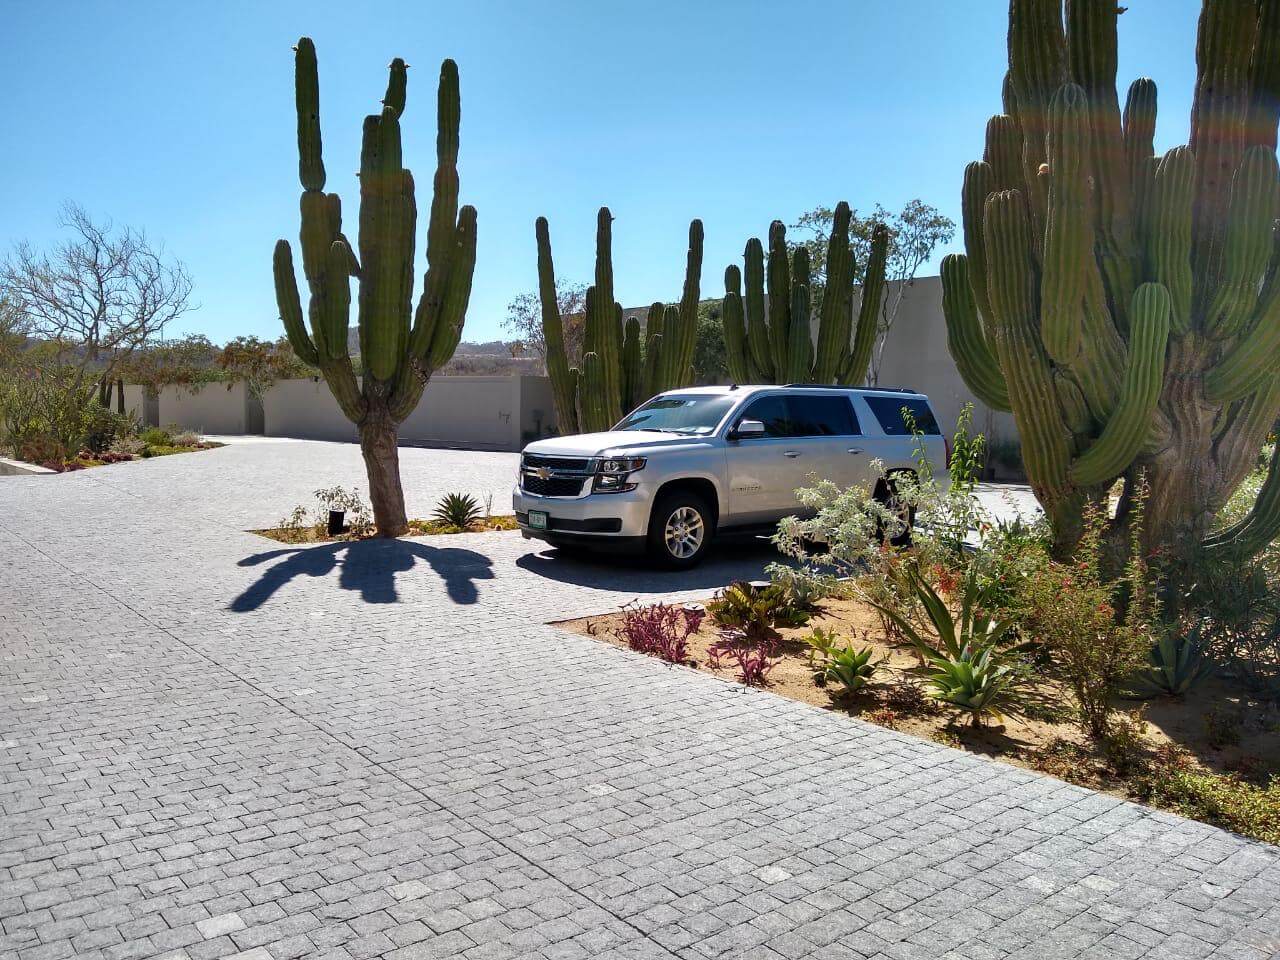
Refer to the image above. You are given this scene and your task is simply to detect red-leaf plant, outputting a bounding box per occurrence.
[707,628,780,686]
[617,602,705,665]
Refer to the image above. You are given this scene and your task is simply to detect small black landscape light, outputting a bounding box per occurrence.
[327,509,346,536]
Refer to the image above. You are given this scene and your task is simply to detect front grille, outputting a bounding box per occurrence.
[521,474,586,497]
[522,453,594,472]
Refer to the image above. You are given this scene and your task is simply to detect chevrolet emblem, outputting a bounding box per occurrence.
[534,466,551,480]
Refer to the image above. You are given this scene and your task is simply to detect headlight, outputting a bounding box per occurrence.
[599,456,646,474]
[593,455,645,493]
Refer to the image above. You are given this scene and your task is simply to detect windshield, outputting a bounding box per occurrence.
[614,394,738,435]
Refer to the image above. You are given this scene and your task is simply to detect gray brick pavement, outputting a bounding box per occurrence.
[1,440,1277,959]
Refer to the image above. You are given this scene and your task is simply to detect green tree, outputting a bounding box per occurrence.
[790,199,954,384]
[692,302,728,385]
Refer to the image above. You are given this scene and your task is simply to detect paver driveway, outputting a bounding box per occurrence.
[2,439,1278,960]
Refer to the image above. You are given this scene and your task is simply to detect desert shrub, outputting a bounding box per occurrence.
[82,404,136,454]
[140,426,172,447]
[1130,747,1280,845]
[1,367,100,461]
[617,602,704,665]
[1183,549,1280,701]
[1023,493,1158,740]
[109,435,147,457]
[1202,707,1245,750]
[432,492,482,530]
[170,429,201,447]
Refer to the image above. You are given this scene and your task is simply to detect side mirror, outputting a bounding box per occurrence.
[731,419,766,440]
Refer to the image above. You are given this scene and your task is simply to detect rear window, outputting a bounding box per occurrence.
[864,396,940,436]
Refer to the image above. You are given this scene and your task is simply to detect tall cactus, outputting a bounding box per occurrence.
[721,202,888,386]
[536,208,703,434]
[942,1,1280,563]
[275,39,476,536]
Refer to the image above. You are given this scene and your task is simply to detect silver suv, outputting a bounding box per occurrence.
[514,384,948,567]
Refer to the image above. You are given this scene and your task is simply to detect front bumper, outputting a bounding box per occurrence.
[512,482,653,547]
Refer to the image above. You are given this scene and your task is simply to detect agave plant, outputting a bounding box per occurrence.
[1129,628,1216,699]
[922,643,1024,728]
[868,562,1018,660]
[818,644,880,699]
[432,492,482,529]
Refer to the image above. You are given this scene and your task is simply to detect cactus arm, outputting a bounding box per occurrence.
[423,205,476,371]
[1067,0,1137,326]
[1203,146,1280,338]
[642,302,665,397]
[1190,3,1259,291]
[813,202,854,383]
[294,38,325,192]
[622,316,642,411]
[321,241,354,361]
[1205,438,1280,556]
[766,221,791,375]
[672,220,704,388]
[588,209,623,423]
[940,254,1010,411]
[984,190,1074,502]
[786,277,813,384]
[1040,83,1091,364]
[841,223,888,386]
[579,352,609,432]
[1205,279,1280,403]
[1123,78,1157,233]
[1248,0,1280,151]
[743,237,772,381]
[961,161,998,326]
[383,58,407,118]
[274,240,319,366]
[532,216,578,435]
[1069,283,1172,486]
[721,266,750,384]
[1146,146,1196,335]
[984,116,1023,192]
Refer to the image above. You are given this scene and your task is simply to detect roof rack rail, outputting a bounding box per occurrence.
[781,383,921,394]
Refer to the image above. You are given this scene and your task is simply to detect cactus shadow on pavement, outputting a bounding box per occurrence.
[229,537,495,611]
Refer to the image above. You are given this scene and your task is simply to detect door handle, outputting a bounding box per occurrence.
[847,447,864,455]
[783,450,801,458]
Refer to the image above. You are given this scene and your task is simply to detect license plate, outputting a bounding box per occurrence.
[528,510,548,530]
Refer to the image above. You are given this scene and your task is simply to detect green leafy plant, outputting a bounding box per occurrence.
[920,643,1024,729]
[868,561,1017,661]
[431,492,482,530]
[140,426,172,448]
[706,581,809,641]
[1128,628,1216,699]
[813,641,880,698]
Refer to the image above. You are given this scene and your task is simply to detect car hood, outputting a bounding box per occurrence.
[522,430,707,457]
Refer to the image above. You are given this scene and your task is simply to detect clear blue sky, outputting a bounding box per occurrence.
[0,0,1204,345]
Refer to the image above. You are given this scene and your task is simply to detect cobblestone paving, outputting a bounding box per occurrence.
[2,440,1278,960]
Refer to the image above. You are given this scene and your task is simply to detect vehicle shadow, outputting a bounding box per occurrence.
[513,537,784,593]
[229,537,494,611]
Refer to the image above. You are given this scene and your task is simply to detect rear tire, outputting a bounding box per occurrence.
[875,474,916,548]
[647,490,715,568]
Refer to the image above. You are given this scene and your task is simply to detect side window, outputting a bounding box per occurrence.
[864,396,941,436]
[737,396,791,437]
[786,396,860,437]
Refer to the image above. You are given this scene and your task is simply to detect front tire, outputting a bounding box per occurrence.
[875,474,916,548]
[647,490,714,568]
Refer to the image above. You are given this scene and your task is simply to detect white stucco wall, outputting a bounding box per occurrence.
[158,382,250,435]
[263,378,355,442]
[872,276,1019,443]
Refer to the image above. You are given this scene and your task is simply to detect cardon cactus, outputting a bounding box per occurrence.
[943,1,1280,564]
[537,208,703,433]
[275,39,476,536]
[721,202,889,385]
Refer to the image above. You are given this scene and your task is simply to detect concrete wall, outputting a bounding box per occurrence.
[257,375,556,451]
[158,382,251,435]
[872,276,1019,445]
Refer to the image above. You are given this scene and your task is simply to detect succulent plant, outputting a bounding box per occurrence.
[536,209,703,434]
[431,492,482,529]
[1129,628,1216,698]
[721,202,888,385]
[942,2,1280,563]
[275,39,476,536]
